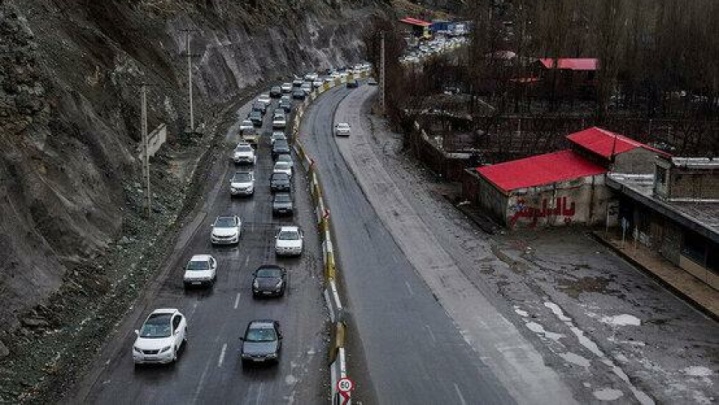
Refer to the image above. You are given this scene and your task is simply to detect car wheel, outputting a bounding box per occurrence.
[183,328,188,344]
[172,347,178,363]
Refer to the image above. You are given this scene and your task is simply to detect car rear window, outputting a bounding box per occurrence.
[187,260,210,271]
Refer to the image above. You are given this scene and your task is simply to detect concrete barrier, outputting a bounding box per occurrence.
[137,123,167,159]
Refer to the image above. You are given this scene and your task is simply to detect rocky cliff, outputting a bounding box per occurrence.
[0,0,388,362]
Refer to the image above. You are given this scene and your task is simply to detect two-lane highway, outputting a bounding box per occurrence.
[299,85,516,404]
[73,96,328,404]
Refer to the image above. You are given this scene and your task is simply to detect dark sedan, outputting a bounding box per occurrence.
[346,79,359,88]
[291,88,306,100]
[270,172,291,192]
[252,265,287,297]
[249,110,263,126]
[272,140,291,160]
[240,320,282,366]
[270,86,282,98]
[272,192,294,216]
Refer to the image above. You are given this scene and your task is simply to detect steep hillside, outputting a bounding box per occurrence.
[0,0,390,401]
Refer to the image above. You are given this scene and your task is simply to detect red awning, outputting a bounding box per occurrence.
[400,17,432,27]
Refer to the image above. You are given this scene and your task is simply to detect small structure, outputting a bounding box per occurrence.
[532,58,599,99]
[463,127,667,229]
[608,156,719,290]
[399,17,432,40]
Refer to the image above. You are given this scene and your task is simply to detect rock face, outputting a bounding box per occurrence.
[0,0,389,333]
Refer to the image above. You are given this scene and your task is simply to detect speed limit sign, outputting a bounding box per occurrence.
[337,377,354,393]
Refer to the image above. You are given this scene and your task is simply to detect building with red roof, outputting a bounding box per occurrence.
[399,17,432,39]
[538,58,599,71]
[462,127,670,228]
[531,58,599,101]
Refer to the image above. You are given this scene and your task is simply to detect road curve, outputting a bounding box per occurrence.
[299,85,515,405]
[71,97,328,404]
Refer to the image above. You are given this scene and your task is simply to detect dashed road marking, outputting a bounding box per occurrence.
[405,281,414,296]
[425,325,436,344]
[234,293,241,309]
[218,343,227,367]
[454,383,468,405]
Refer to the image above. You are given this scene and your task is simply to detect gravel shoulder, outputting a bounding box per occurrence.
[334,86,719,404]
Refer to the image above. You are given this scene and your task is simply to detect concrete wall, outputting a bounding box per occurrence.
[614,148,658,174]
[463,169,509,223]
[505,174,611,228]
[652,214,683,264]
[668,168,719,200]
[137,124,167,160]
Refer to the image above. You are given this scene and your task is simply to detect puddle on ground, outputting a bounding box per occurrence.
[559,352,591,368]
[513,306,528,317]
[593,388,624,401]
[558,276,614,298]
[600,314,642,326]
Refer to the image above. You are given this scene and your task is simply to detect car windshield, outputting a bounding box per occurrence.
[256,268,282,278]
[278,156,291,163]
[275,162,289,169]
[232,173,252,182]
[187,260,210,271]
[139,314,172,338]
[272,173,289,182]
[215,217,236,227]
[278,230,299,240]
[242,120,252,125]
[275,140,289,148]
[275,194,291,203]
[236,145,252,152]
[245,326,277,342]
[338,124,349,129]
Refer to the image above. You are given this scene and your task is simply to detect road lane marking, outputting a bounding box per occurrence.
[234,293,241,309]
[405,281,414,296]
[255,382,264,405]
[454,383,468,405]
[218,343,227,367]
[192,356,212,404]
[425,325,437,344]
[244,256,250,266]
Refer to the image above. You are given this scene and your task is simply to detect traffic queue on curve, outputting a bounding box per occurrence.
[131,63,371,368]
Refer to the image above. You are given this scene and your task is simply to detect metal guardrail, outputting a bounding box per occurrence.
[289,70,369,404]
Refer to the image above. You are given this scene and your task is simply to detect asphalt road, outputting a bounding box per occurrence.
[299,85,515,404]
[72,96,328,404]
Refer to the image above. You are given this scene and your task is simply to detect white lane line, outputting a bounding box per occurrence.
[192,357,212,404]
[425,325,437,344]
[218,343,227,367]
[454,383,468,405]
[405,281,414,296]
[244,256,250,266]
[234,293,241,309]
[255,382,264,405]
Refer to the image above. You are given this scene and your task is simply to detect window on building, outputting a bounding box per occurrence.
[656,167,666,185]
[681,231,707,265]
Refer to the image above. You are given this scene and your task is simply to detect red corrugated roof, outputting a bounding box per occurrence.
[539,58,599,71]
[400,17,432,27]
[476,150,607,192]
[566,127,671,159]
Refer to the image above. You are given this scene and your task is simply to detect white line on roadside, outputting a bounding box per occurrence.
[454,383,468,405]
[405,281,414,296]
[218,343,227,367]
[244,256,250,266]
[234,293,241,309]
[425,325,437,344]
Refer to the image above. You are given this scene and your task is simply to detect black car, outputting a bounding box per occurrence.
[279,99,292,113]
[270,172,291,192]
[346,79,359,88]
[240,320,282,366]
[270,86,282,98]
[252,265,287,297]
[249,110,263,126]
[291,89,306,100]
[272,140,291,160]
[252,101,266,114]
[272,192,294,216]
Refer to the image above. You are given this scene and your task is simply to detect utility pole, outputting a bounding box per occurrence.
[181,29,201,134]
[140,83,152,219]
[380,31,386,116]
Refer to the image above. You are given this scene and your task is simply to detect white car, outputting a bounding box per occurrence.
[230,171,255,196]
[211,216,242,245]
[239,119,254,134]
[281,82,292,93]
[324,76,335,84]
[257,93,272,106]
[233,143,256,165]
[271,131,287,145]
[132,308,187,365]
[312,78,323,88]
[304,72,318,81]
[334,122,351,137]
[272,114,287,129]
[183,254,217,288]
[273,161,292,178]
[300,82,313,94]
[276,153,293,169]
[275,226,304,256]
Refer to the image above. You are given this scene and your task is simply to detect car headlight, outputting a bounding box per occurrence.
[133,346,142,353]
[160,345,172,353]
[266,353,278,359]
[253,279,259,289]
[275,280,283,289]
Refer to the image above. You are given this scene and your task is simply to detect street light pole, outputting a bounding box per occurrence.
[380,31,386,116]
[140,83,151,218]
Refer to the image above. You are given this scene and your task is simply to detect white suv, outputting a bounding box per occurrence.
[211,216,242,245]
[183,255,217,288]
[275,226,304,256]
[230,171,255,197]
[132,309,187,365]
[233,143,256,165]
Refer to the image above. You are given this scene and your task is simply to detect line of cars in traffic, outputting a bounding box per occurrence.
[132,84,309,368]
